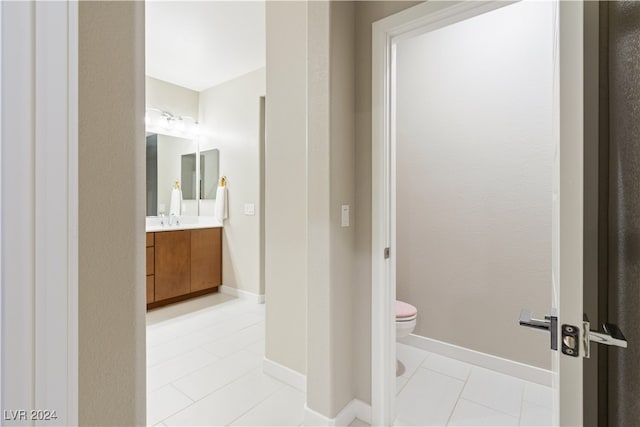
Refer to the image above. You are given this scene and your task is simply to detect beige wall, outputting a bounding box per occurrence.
[264,1,308,375]
[146,76,199,119]
[353,1,421,404]
[327,1,356,415]
[306,0,332,413]
[265,0,422,412]
[395,1,553,369]
[306,1,357,417]
[199,68,266,296]
[79,2,146,425]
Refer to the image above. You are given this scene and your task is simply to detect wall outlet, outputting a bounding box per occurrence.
[244,203,255,216]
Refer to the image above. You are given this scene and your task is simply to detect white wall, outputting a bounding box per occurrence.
[199,68,265,296]
[395,1,554,369]
[265,1,307,376]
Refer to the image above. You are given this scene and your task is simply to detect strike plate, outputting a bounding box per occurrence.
[561,324,580,357]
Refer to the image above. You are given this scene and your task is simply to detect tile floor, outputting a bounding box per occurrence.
[146,292,305,426]
[147,292,552,427]
[394,343,553,426]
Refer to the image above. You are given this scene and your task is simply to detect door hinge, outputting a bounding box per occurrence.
[384,247,390,259]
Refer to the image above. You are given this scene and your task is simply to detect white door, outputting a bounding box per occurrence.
[371,1,626,426]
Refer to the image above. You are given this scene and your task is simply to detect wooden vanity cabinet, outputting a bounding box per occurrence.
[146,228,222,308]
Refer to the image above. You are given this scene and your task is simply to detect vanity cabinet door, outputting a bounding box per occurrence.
[146,275,155,304]
[190,228,222,292]
[154,230,191,300]
[146,247,155,276]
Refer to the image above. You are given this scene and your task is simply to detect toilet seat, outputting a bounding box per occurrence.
[396,300,417,322]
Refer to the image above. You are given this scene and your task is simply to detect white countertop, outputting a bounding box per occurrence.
[146,216,223,233]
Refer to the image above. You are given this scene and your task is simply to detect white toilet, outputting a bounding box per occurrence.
[396,300,417,338]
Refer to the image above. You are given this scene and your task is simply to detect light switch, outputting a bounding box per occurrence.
[244,203,255,216]
[341,205,349,227]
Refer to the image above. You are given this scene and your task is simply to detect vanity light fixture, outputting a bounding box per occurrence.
[145,107,200,137]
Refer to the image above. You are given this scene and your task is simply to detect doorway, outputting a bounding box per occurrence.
[370,1,584,425]
[144,2,277,425]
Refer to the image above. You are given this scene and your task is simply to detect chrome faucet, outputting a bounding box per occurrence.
[160,213,165,226]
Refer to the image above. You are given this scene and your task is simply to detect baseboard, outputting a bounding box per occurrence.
[263,357,306,392]
[219,285,265,304]
[399,334,552,386]
[304,399,372,427]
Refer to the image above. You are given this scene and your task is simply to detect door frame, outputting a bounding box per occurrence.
[1,2,79,423]
[371,1,584,425]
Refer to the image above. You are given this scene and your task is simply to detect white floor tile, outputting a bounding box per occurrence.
[147,384,193,426]
[396,368,464,426]
[421,353,472,381]
[146,292,237,326]
[199,310,264,332]
[147,347,218,392]
[230,386,305,426]
[164,369,284,426]
[201,322,264,358]
[147,329,216,367]
[448,399,519,426]
[147,322,191,348]
[461,367,525,418]
[171,349,262,401]
[244,338,265,356]
[523,382,552,408]
[396,376,409,395]
[519,402,552,426]
[396,343,431,378]
[349,418,370,426]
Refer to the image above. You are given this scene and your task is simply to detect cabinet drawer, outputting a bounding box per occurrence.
[146,275,155,304]
[146,247,154,276]
[146,232,154,247]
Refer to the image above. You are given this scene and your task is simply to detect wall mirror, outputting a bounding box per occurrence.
[146,132,219,217]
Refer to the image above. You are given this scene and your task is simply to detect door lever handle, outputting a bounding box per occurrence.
[583,315,627,358]
[519,309,551,331]
[519,309,557,350]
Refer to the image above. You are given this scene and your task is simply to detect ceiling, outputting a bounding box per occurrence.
[146,1,265,92]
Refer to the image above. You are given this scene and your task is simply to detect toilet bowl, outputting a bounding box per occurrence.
[396,300,417,338]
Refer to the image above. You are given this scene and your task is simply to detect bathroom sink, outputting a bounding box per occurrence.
[145,216,222,232]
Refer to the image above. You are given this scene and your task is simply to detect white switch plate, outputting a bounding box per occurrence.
[244,203,255,216]
[341,204,349,227]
